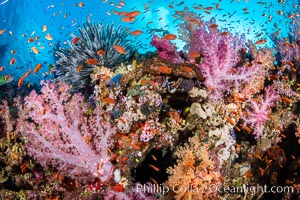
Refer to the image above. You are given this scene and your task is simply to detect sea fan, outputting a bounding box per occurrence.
[54,21,135,92]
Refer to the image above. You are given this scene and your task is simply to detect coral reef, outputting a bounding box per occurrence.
[1,11,300,200]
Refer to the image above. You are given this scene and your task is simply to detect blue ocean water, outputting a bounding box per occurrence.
[0,0,298,85]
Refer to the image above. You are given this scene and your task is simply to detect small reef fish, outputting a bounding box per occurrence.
[102,97,116,104]
[130,30,143,35]
[86,58,99,65]
[42,25,48,32]
[148,164,160,171]
[157,66,172,74]
[0,75,13,86]
[97,49,105,55]
[113,45,126,54]
[72,37,80,44]
[188,52,200,58]
[162,34,177,40]
[10,58,16,65]
[34,63,42,73]
[18,75,26,87]
[77,65,83,72]
[121,17,136,22]
[107,73,122,87]
[45,33,53,40]
[255,39,267,44]
[28,38,34,42]
[125,11,141,18]
[31,46,39,54]
[209,24,218,29]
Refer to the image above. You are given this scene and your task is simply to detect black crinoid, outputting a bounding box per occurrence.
[53,21,135,92]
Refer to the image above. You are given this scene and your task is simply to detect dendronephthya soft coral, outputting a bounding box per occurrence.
[17,81,116,182]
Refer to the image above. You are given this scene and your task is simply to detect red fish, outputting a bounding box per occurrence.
[28,38,34,42]
[72,37,80,45]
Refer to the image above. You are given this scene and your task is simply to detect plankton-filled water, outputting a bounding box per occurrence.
[0,0,299,199]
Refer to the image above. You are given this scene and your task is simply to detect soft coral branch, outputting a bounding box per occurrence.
[17,81,116,182]
[242,85,280,139]
[182,17,259,100]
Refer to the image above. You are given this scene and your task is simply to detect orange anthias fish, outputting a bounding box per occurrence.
[25,68,31,77]
[220,32,229,36]
[45,33,53,40]
[121,17,136,22]
[255,39,267,44]
[209,24,218,29]
[162,34,177,40]
[188,52,200,58]
[97,49,105,55]
[182,66,194,73]
[103,97,116,104]
[86,58,99,65]
[130,30,143,35]
[148,164,160,171]
[125,11,141,18]
[77,65,83,72]
[18,75,26,87]
[157,66,172,74]
[10,58,16,65]
[113,45,126,54]
[34,64,42,73]
[31,46,39,54]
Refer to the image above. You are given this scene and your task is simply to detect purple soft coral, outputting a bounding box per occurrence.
[242,85,280,139]
[150,35,184,64]
[17,81,116,182]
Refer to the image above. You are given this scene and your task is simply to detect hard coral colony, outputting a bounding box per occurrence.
[0,3,300,200]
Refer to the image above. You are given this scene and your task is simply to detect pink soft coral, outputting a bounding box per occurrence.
[189,20,260,100]
[242,86,280,139]
[17,81,116,182]
[150,35,184,64]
